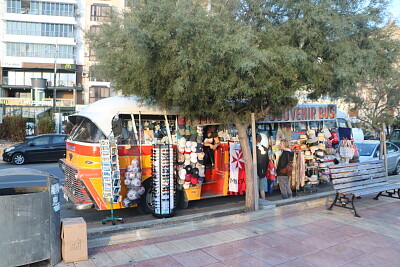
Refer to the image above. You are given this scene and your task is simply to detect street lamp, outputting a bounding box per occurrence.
[53,43,58,113]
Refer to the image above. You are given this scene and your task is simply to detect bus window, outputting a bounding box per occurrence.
[70,118,106,143]
[292,122,307,132]
[308,121,323,131]
[324,120,337,130]
[337,118,349,128]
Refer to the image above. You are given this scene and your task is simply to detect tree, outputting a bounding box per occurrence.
[88,0,399,211]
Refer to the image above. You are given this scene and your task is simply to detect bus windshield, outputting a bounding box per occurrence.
[69,118,106,143]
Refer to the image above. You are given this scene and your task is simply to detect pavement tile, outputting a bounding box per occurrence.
[155,241,185,255]
[104,244,123,253]
[253,232,294,247]
[345,233,399,253]
[369,246,400,263]
[312,219,344,229]
[339,263,363,267]
[73,260,98,267]
[88,247,105,256]
[169,239,197,252]
[233,227,258,238]
[351,252,395,267]
[205,263,228,267]
[332,224,370,237]
[301,250,348,267]
[202,243,247,261]
[197,234,224,247]
[90,251,117,267]
[119,242,138,250]
[222,254,270,267]
[228,237,271,254]
[123,247,151,262]
[106,249,133,265]
[300,233,344,250]
[273,241,319,258]
[275,258,316,267]
[171,249,220,267]
[274,227,311,241]
[209,231,239,243]
[136,255,184,267]
[184,236,213,249]
[322,244,364,262]
[390,241,400,251]
[250,247,296,266]
[140,244,167,258]
[293,222,329,234]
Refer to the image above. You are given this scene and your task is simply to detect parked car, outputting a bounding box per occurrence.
[356,140,400,175]
[2,134,68,165]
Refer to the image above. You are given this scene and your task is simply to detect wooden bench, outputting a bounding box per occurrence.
[328,160,400,217]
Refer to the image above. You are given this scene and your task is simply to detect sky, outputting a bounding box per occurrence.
[389,0,400,21]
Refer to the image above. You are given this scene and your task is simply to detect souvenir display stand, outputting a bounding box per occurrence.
[152,145,176,218]
[100,138,124,224]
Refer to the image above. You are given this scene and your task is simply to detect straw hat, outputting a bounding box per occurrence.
[319,163,327,169]
[304,154,314,160]
[310,145,319,153]
[307,130,316,136]
[183,182,190,189]
[307,137,318,144]
[300,144,308,151]
[305,150,312,156]
[319,175,329,182]
[318,143,326,150]
[317,133,325,141]
[309,175,318,182]
[299,134,308,140]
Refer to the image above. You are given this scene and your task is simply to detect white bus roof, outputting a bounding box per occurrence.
[69,96,177,136]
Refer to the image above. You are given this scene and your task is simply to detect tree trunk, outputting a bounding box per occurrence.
[232,116,255,212]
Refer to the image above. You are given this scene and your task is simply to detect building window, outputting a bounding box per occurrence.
[125,0,137,8]
[6,21,74,38]
[90,4,111,21]
[89,48,97,62]
[89,86,110,103]
[6,43,75,59]
[6,0,74,16]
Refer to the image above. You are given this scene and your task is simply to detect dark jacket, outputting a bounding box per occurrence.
[277,150,294,176]
[256,145,269,178]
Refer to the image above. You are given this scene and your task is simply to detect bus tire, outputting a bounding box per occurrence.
[178,190,189,209]
[137,179,154,215]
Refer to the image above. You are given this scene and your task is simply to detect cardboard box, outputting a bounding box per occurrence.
[61,217,88,263]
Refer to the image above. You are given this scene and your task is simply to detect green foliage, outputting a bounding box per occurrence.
[87,0,398,121]
[37,114,55,134]
[0,115,27,142]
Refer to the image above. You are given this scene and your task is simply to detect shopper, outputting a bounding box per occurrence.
[256,134,269,200]
[203,125,220,169]
[276,139,293,199]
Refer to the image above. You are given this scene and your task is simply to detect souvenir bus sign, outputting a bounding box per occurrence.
[261,104,337,123]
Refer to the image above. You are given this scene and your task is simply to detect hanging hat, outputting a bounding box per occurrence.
[178,178,185,185]
[307,137,318,144]
[318,143,326,150]
[299,134,308,140]
[190,152,198,163]
[307,129,316,136]
[185,117,191,126]
[316,150,324,157]
[198,176,205,183]
[198,165,205,177]
[197,126,203,136]
[319,175,329,182]
[178,126,186,135]
[310,145,319,153]
[177,116,185,125]
[300,144,308,151]
[191,127,198,135]
[304,154,314,160]
[185,173,192,182]
[179,168,187,180]
[317,133,325,141]
[190,134,198,142]
[191,176,199,185]
[185,141,192,154]
[197,135,203,143]
[183,182,190,190]
[309,175,318,182]
[319,163,326,169]
[197,152,205,161]
[196,143,203,153]
[305,150,312,156]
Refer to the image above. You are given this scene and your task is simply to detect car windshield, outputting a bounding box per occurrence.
[356,143,377,156]
[390,130,400,142]
[69,118,105,143]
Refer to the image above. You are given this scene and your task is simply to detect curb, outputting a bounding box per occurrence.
[88,189,335,248]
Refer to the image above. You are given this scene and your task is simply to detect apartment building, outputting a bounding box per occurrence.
[0,0,87,113]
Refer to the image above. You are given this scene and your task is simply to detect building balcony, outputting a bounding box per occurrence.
[0,97,75,107]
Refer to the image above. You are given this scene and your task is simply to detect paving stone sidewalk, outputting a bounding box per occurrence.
[57,196,400,267]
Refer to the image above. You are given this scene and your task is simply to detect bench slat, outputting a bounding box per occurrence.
[334,178,387,190]
[342,183,400,197]
[331,169,385,180]
[332,173,387,184]
[329,163,384,174]
[339,181,390,194]
[329,160,383,170]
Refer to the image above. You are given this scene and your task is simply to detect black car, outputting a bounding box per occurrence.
[2,134,68,165]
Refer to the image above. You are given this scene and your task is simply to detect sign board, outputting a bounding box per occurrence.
[1,61,22,68]
[23,100,53,106]
[261,104,337,123]
[61,64,77,70]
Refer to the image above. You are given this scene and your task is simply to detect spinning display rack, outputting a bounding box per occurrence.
[151,145,176,218]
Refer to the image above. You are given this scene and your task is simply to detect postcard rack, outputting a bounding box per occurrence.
[151,144,176,218]
[100,138,123,224]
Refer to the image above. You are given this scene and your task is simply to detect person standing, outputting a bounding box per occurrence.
[203,125,220,169]
[256,134,269,200]
[276,139,293,199]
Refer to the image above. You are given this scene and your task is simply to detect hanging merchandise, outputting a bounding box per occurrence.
[100,138,123,224]
[228,141,246,195]
[122,158,145,208]
[152,144,175,218]
[339,139,354,163]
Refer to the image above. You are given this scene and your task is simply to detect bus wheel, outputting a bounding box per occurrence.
[178,190,189,209]
[137,179,154,215]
